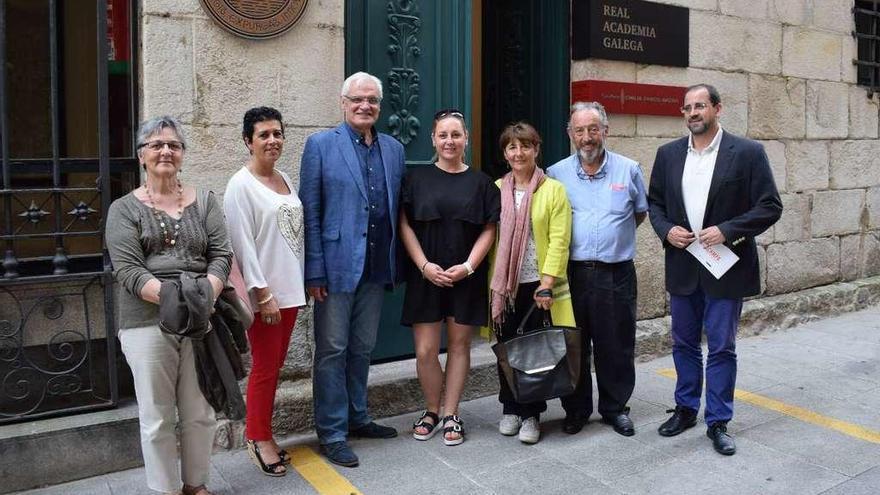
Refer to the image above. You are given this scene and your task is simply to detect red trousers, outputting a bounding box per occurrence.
[245,307,297,441]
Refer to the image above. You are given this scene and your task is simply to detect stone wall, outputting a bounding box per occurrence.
[139,0,346,377]
[573,0,880,319]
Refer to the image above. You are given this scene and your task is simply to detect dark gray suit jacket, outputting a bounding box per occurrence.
[648,132,782,299]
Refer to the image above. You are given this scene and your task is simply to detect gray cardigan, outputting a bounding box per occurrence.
[106,191,232,330]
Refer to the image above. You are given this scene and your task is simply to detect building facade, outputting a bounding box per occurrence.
[1,0,878,433]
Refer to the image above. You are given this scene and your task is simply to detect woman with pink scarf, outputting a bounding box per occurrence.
[490,122,576,445]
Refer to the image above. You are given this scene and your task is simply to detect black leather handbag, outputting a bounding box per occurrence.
[492,303,582,403]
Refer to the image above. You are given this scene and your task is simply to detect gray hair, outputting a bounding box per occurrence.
[135,116,187,157]
[568,101,609,128]
[341,72,384,99]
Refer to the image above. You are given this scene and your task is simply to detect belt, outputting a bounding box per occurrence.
[568,259,633,270]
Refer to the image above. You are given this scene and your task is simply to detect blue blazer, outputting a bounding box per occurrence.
[648,132,782,299]
[299,124,406,293]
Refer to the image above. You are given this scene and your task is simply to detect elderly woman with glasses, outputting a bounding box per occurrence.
[223,107,306,477]
[489,122,575,444]
[399,109,500,446]
[106,116,231,495]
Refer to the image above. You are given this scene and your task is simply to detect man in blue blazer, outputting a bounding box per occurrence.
[299,72,406,467]
[648,84,782,456]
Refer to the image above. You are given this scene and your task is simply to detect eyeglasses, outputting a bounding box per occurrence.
[139,140,185,152]
[576,166,607,182]
[680,102,712,114]
[569,126,604,138]
[434,108,465,120]
[343,95,381,106]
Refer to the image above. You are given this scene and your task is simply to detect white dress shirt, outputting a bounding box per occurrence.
[681,128,723,233]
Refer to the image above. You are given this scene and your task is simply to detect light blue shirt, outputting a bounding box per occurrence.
[546,150,648,263]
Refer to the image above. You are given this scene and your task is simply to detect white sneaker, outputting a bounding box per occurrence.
[499,414,522,436]
[518,417,540,444]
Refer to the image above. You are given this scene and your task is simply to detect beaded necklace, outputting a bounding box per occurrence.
[144,181,184,246]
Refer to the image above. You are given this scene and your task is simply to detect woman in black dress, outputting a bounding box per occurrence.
[399,109,500,446]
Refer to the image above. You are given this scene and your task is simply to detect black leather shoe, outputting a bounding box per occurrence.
[602,409,635,436]
[657,405,698,437]
[319,441,359,467]
[562,414,589,435]
[707,422,736,455]
[350,421,398,439]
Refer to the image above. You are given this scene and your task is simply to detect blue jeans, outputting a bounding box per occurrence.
[670,286,743,425]
[312,281,384,444]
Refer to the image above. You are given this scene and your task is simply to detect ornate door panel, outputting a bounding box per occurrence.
[347,1,473,361]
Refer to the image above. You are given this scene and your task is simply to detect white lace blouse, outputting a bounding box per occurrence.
[223,166,306,309]
[514,189,540,283]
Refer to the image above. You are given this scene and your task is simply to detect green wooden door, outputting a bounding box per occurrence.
[346,0,570,362]
[346,1,473,362]
[481,0,571,179]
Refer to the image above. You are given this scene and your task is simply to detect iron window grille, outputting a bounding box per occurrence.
[854,0,880,97]
[0,0,138,424]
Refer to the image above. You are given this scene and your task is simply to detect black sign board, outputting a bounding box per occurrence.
[572,0,689,67]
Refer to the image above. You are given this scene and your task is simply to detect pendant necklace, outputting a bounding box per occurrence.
[144,181,184,246]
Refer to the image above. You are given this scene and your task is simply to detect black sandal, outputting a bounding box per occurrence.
[247,440,287,477]
[442,414,464,446]
[412,411,440,441]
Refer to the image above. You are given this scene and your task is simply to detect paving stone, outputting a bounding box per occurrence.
[15,479,112,495]
[479,456,621,495]
[677,436,848,495]
[543,430,676,483]
[739,416,880,477]
[821,466,880,495]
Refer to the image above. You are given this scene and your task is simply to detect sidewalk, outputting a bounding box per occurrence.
[18,306,880,494]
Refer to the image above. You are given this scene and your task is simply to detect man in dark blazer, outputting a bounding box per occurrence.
[300,72,406,467]
[648,84,782,456]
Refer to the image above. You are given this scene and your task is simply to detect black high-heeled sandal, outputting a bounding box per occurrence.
[247,440,287,477]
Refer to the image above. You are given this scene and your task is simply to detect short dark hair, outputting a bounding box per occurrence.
[499,121,542,156]
[685,84,721,105]
[242,106,284,142]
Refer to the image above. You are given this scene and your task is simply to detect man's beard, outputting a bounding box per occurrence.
[578,142,604,164]
[688,119,710,135]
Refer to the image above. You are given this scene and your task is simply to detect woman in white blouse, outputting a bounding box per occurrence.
[224,107,306,477]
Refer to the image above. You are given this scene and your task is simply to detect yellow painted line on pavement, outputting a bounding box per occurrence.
[286,445,363,495]
[656,368,880,444]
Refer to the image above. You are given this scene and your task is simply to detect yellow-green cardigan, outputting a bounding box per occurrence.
[491,176,576,327]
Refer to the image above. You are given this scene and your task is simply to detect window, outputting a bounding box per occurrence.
[854,1,880,96]
[1,0,138,278]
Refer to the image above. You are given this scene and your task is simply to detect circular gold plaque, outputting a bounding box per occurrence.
[199,0,308,39]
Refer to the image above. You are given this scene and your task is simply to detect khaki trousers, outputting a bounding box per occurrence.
[119,325,216,493]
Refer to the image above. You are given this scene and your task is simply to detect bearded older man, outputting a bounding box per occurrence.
[546,101,648,437]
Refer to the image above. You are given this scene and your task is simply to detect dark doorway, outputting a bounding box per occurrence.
[481,0,570,179]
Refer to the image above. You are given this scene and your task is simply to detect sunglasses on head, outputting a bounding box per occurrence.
[434,108,465,120]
